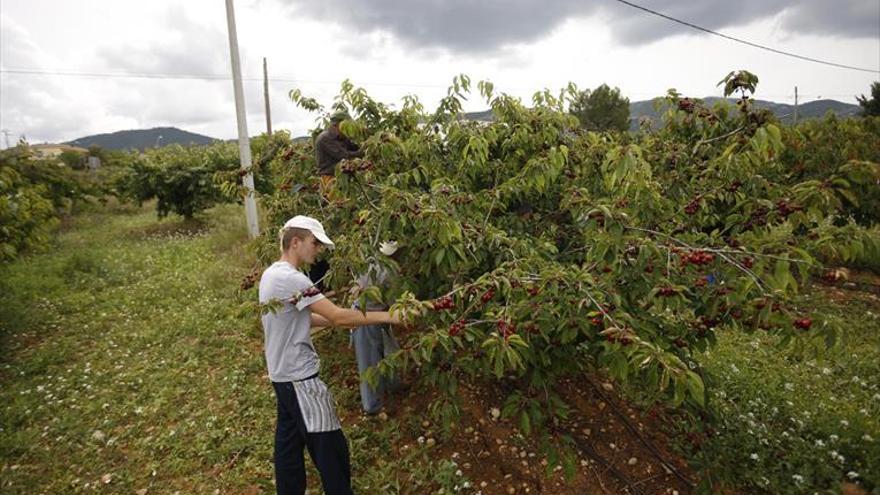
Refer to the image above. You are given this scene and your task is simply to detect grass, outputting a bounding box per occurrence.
[1,202,270,493]
[686,289,880,494]
[0,202,459,494]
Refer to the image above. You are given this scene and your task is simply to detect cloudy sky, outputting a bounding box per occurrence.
[1,0,878,145]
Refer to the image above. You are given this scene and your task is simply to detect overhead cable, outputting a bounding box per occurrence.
[610,0,880,74]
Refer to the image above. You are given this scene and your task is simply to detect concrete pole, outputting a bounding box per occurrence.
[793,86,798,125]
[225,0,260,239]
[264,57,272,135]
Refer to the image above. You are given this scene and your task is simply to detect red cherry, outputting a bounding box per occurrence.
[432,296,454,311]
[480,289,495,304]
[448,320,465,337]
[793,318,812,330]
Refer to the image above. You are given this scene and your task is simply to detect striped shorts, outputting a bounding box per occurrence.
[292,376,342,433]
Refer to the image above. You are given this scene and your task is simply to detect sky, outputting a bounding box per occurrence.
[1,0,878,146]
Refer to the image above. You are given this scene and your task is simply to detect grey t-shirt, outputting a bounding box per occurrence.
[258,261,325,382]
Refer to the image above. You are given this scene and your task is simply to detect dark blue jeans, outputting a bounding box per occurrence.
[272,381,353,495]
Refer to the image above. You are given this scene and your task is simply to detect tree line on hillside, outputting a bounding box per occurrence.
[570,79,880,132]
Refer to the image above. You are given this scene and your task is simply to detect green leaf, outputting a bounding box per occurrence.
[685,370,706,407]
[520,410,532,435]
[433,248,445,267]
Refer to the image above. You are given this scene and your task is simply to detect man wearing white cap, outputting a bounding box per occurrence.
[351,241,402,415]
[259,215,399,495]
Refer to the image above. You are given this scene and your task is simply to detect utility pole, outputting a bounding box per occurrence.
[793,86,798,126]
[263,57,272,135]
[1,129,10,149]
[225,0,260,239]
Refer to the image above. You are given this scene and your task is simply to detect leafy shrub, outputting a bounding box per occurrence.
[0,162,57,261]
[115,138,283,220]
[0,147,96,262]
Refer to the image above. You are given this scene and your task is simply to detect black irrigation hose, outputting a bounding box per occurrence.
[570,435,647,495]
[585,377,696,490]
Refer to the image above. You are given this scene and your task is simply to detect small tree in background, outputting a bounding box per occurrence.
[569,83,631,132]
[857,82,880,117]
[59,150,86,170]
[87,144,106,161]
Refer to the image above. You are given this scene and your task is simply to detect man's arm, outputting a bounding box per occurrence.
[310,298,399,328]
[311,313,331,328]
[342,135,362,154]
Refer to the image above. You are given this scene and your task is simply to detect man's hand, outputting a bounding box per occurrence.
[389,293,429,328]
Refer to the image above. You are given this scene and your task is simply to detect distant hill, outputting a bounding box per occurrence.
[464,98,861,130]
[628,97,861,130]
[463,109,495,122]
[66,127,217,151]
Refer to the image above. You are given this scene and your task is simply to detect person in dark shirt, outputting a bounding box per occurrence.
[314,111,363,177]
[310,111,364,291]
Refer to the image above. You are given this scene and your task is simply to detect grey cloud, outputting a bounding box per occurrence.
[283,0,582,53]
[604,0,880,45]
[279,0,879,53]
[96,6,229,75]
[778,1,880,38]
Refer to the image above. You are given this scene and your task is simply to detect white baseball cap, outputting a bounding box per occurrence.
[282,215,335,247]
[379,241,399,256]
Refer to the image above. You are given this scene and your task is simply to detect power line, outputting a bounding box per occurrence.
[610,0,880,74]
[0,67,456,89]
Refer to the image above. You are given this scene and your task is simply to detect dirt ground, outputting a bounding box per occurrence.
[345,371,695,495]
